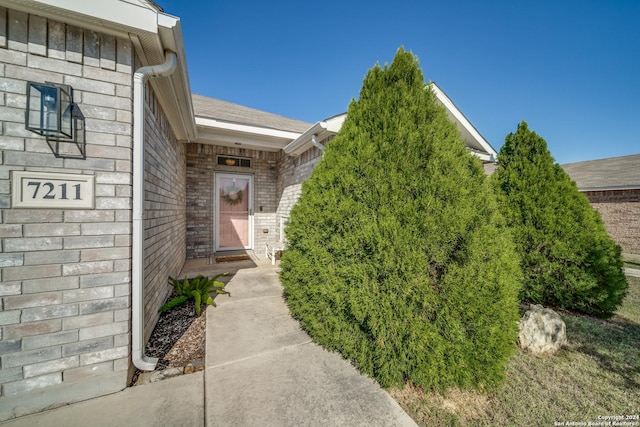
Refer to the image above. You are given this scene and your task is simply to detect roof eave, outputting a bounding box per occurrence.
[0,0,197,142]
[152,13,197,142]
[283,122,327,156]
[195,117,302,152]
[284,114,346,156]
[429,82,498,161]
[469,150,493,163]
[0,0,159,35]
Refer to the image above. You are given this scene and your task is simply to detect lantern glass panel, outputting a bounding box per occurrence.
[59,87,73,138]
[25,83,47,135]
[25,82,73,138]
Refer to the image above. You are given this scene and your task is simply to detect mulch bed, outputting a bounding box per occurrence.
[146,297,206,369]
[130,292,206,385]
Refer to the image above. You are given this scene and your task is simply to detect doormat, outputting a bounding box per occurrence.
[214,254,252,263]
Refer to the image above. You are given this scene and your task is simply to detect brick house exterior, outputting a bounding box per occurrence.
[0,0,192,420]
[0,0,499,420]
[562,154,640,256]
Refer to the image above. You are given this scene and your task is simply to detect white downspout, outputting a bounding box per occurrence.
[311,134,324,151]
[132,51,177,371]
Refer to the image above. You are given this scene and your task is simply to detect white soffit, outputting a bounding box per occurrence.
[430,82,497,160]
[195,117,302,151]
[283,113,346,156]
[0,0,159,35]
[196,117,301,140]
[151,14,197,141]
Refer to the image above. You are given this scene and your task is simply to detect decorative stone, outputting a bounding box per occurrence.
[134,367,183,386]
[184,359,204,374]
[518,304,567,354]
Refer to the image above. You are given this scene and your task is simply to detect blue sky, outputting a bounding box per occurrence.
[159,0,639,164]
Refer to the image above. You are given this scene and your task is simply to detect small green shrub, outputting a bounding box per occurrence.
[159,273,230,316]
[491,122,627,317]
[281,49,521,391]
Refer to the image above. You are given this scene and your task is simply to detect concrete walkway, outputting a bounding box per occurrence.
[1,260,417,427]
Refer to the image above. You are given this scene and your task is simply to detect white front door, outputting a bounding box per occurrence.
[215,173,253,251]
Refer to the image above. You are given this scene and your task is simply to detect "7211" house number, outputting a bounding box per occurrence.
[12,171,95,209]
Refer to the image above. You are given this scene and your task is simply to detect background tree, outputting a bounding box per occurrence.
[280,49,521,391]
[492,121,627,317]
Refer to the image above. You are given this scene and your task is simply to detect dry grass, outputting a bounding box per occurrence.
[390,276,640,426]
[389,384,492,426]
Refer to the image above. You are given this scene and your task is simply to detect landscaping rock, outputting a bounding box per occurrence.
[518,304,567,354]
[134,367,183,386]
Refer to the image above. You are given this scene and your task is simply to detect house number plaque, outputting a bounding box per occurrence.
[12,171,95,209]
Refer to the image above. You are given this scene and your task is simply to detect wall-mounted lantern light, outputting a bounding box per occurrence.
[25,82,86,159]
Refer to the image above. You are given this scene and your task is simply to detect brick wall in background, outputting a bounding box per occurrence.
[0,8,134,419]
[141,86,186,341]
[185,144,278,258]
[275,142,326,242]
[583,189,640,256]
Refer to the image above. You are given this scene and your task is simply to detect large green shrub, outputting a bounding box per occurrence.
[492,121,627,317]
[280,49,521,391]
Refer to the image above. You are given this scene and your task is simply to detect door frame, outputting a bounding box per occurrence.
[214,172,254,252]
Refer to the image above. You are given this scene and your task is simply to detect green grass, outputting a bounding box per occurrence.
[390,276,640,426]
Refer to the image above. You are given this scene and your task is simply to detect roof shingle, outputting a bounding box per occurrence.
[192,94,312,133]
[561,154,640,190]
